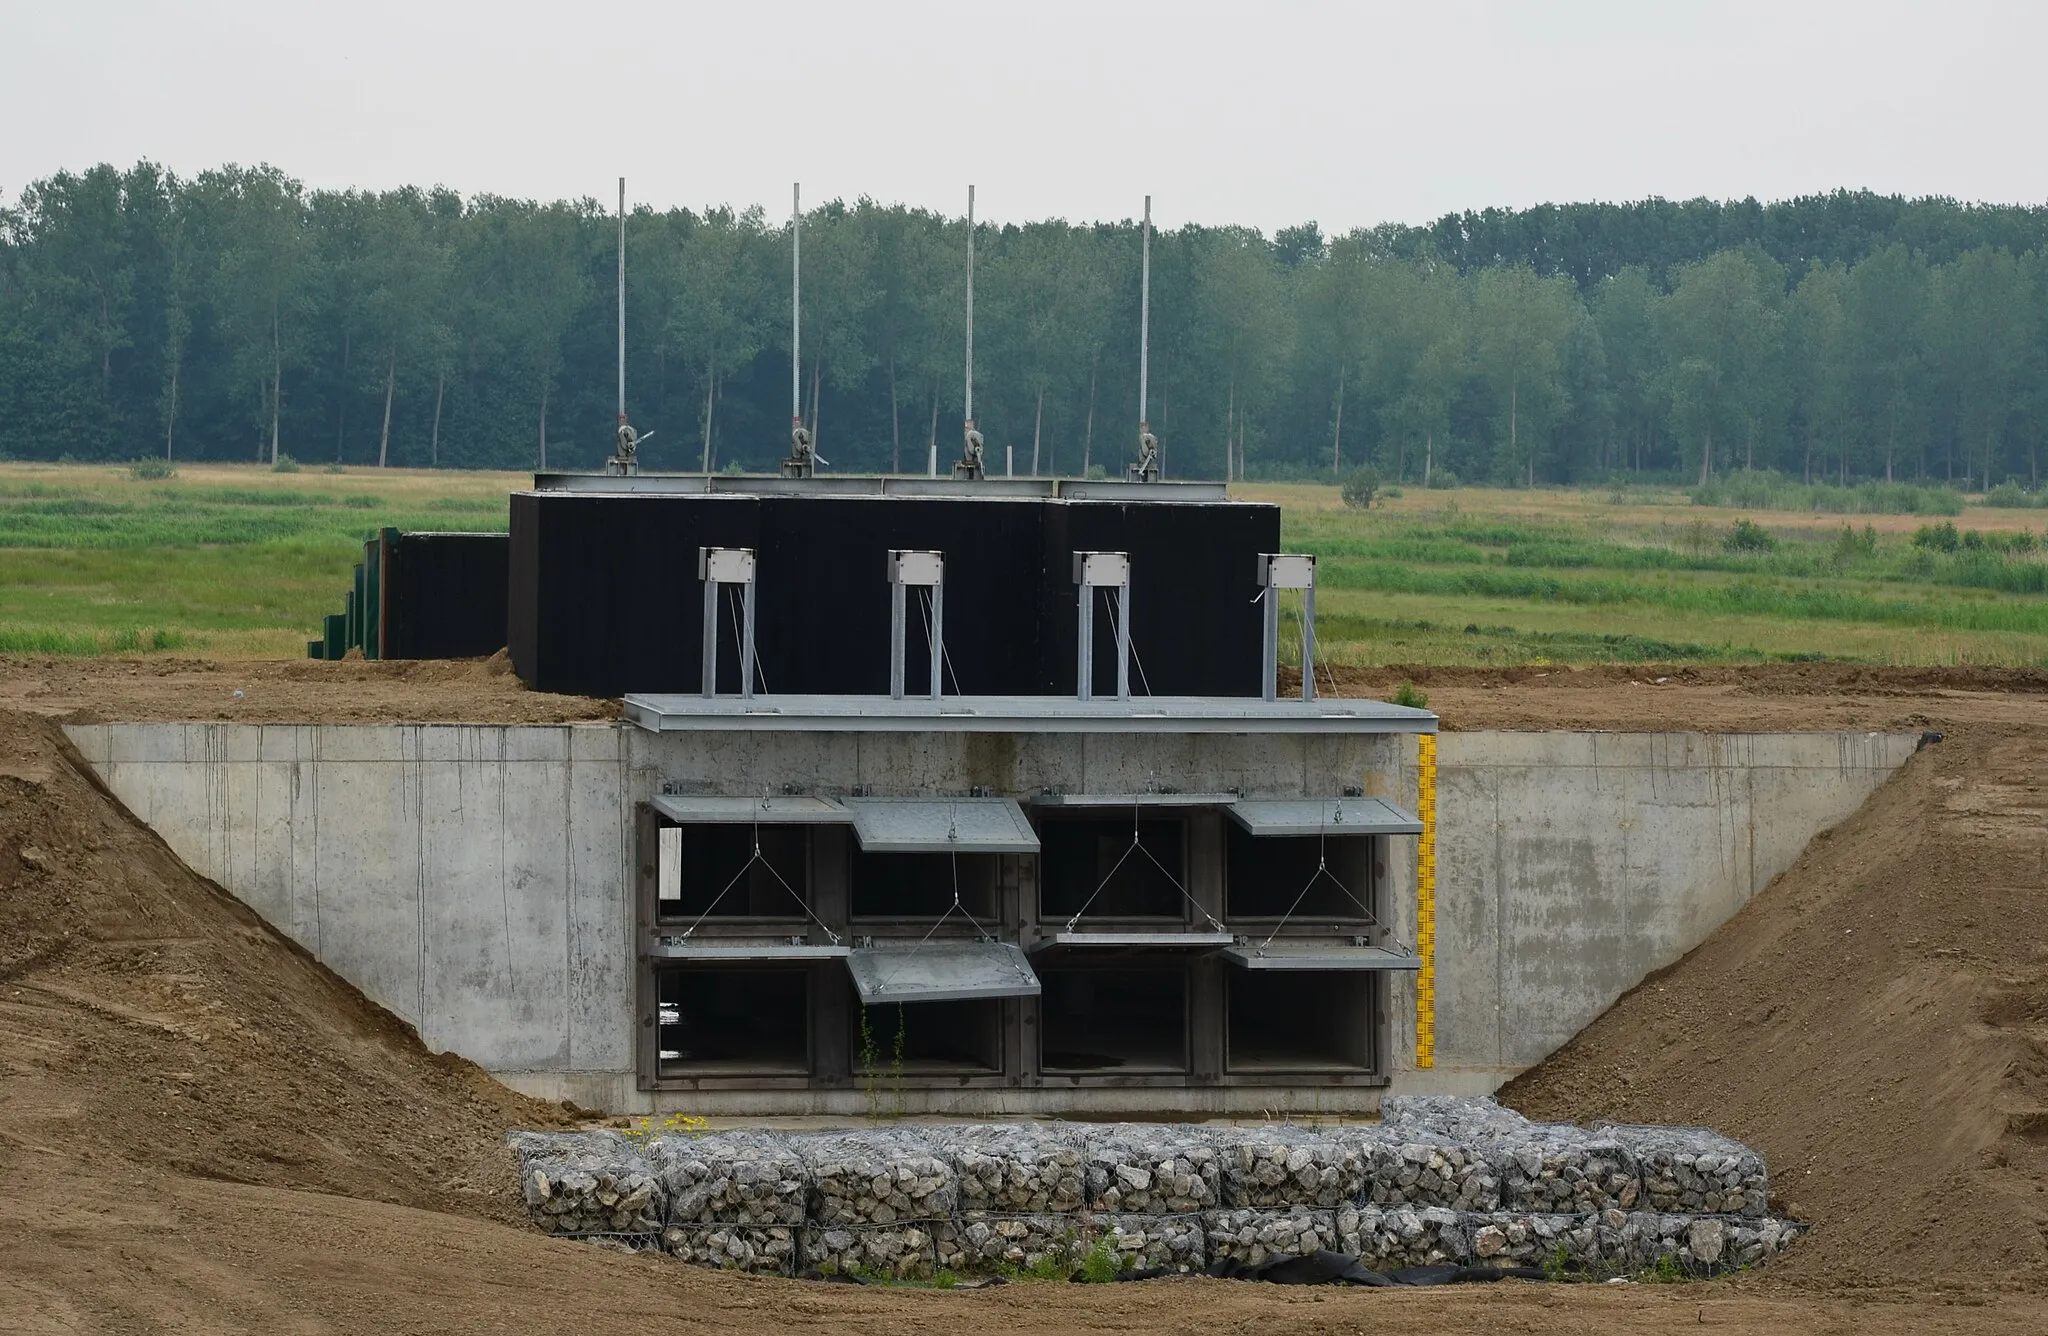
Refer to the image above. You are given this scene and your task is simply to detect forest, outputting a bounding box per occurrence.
[5,161,2048,488]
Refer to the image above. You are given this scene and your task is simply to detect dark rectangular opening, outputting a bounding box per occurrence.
[657,823,811,920]
[1226,970,1374,1073]
[1225,829,1372,920]
[852,998,1003,1074]
[657,967,810,1075]
[1040,965,1187,1073]
[850,850,998,920]
[1038,816,1187,920]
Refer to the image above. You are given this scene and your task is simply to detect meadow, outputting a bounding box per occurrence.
[0,461,2043,666]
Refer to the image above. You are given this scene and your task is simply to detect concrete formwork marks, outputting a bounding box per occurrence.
[1425,730,1918,1094]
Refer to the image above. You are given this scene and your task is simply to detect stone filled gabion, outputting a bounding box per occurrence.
[1488,1124,1642,1214]
[1467,1211,1602,1269]
[1600,1210,1804,1272]
[939,1212,1090,1275]
[800,1129,956,1226]
[1203,1206,1357,1266]
[509,1130,664,1236]
[1596,1123,1769,1218]
[1351,1204,1471,1270]
[1084,1127,1220,1214]
[1097,1213,1206,1273]
[802,1222,939,1280]
[946,1124,1087,1214]
[1213,1126,1366,1208]
[644,1131,807,1226]
[1359,1126,1503,1212]
[661,1222,798,1274]
[1379,1094,1533,1143]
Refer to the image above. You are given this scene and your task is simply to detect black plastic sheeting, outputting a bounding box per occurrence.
[509,492,1280,698]
[1087,1253,1551,1286]
[384,532,509,660]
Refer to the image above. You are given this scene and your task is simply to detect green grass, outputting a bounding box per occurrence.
[0,461,519,657]
[1259,480,2048,667]
[3,461,2046,668]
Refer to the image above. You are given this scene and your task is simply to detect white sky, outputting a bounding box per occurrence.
[4,0,2041,232]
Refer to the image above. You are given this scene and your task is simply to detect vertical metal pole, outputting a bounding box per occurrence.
[964,185,975,433]
[929,581,945,700]
[890,573,907,700]
[1138,195,1151,430]
[701,578,718,697]
[741,576,758,701]
[617,177,626,423]
[792,184,802,431]
[1076,583,1094,703]
[1115,577,1132,701]
[1261,581,1280,703]
[1301,581,1317,702]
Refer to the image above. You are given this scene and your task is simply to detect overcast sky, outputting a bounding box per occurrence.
[4,0,2041,232]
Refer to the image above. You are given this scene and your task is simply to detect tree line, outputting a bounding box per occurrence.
[6,161,2048,487]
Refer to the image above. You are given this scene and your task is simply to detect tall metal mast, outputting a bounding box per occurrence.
[1132,195,1160,482]
[783,183,816,478]
[953,185,984,480]
[792,182,802,430]
[1139,194,1150,430]
[617,177,626,424]
[607,177,641,475]
[965,184,975,429]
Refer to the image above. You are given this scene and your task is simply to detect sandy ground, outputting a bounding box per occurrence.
[5,661,2048,1332]
[5,654,2048,735]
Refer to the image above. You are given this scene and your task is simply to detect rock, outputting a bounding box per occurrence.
[1595,1123,1769,1219]
[1204,1207,1337,1267]
[940,1212,1091,1275]
[1213,1125,1366,1208]
[644,1130,806,1227]
[18,846,48,871]
[662,1222,797,1274]
[801,1130,956,1227]
[1097,1213,1205,1273]
[506,1130,664,1236]
[1084,1127,1218,1214]
[1686,1217,1727,1266]
[803,1222,938,1280]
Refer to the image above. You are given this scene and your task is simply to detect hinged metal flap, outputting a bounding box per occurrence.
[1032,792,1240,808]
[645,941,850,961]
[843,797,1039,853]
[1220,941,1422,971]
[651,794,853,824]
[1227,797,1421,836]
[845,941,1041,1003]
[1028,930,1234,957]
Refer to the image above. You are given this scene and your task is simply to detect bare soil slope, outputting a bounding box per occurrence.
[0,710,574,1218]
[1503,722,2048,1288]
[7,676,2048,1331]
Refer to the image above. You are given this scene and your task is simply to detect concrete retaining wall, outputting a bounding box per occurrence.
[64,723,1916,1111]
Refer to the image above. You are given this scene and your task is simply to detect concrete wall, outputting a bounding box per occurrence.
[65,723,1916,1112]
[1414,730,1920,1094]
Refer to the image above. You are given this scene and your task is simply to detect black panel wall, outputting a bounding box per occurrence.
[384,532,510,660]
[509,491,1280,698]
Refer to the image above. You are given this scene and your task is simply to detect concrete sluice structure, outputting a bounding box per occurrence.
[61,474,1922,1116]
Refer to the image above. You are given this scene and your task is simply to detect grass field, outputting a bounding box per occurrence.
[1,461,2044,666]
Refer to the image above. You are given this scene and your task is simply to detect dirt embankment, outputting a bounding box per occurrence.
[9,654,2048,735]
[1502,721,2048,1291]
[6,667,2048,1330]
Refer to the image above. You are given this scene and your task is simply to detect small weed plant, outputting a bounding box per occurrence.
[127,457,176,480]
[1391,682,1429,709]
[1077,1241,1125,1284]
[271,453,301,473]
